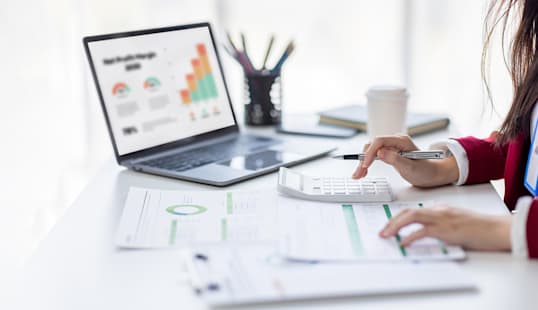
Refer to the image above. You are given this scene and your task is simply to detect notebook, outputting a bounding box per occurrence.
[319,104,450,136]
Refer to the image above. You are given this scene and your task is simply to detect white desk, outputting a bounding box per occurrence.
[14,128,538,309]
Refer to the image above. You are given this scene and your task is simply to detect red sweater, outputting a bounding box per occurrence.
[455,133,538,258]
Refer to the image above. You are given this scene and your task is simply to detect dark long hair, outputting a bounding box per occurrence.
[483,0,538,145]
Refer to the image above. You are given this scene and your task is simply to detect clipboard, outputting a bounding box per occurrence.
[183,244,475,307]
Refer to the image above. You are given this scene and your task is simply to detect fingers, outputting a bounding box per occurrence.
[352,142,371,179]
[400,227,430,246]
[352,166,367,179]
[377,148,415,172]
[380,208,433,238]
[361,135,417,169]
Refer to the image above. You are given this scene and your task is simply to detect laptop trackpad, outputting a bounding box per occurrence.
[217,150,301,171]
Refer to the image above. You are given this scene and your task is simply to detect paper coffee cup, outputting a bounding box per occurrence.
[366,85,408,140]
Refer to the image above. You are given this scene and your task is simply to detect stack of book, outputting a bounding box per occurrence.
[318,104,450,136]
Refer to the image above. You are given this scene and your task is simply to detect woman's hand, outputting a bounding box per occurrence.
[379,206,512,251]
[352,135,459,187]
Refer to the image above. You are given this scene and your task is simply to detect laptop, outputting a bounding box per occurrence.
[83,23,335,186]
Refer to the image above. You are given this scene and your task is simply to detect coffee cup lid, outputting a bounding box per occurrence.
[366,85,408,100]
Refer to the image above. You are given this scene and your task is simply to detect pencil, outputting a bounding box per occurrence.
[272,40,295,73]
[261,35,275,70]
[240,32,255,70]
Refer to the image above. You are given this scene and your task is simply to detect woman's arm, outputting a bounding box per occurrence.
[379,206,512,251]
[352,135,459,187]
[379,199,538,259]
[454,132,508,184]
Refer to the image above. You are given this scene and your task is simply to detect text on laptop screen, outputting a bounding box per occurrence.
[88,26,236,155]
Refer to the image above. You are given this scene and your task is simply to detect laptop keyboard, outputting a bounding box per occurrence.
[138,135,277,172]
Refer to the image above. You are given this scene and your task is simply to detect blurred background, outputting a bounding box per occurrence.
[1,0,512,287]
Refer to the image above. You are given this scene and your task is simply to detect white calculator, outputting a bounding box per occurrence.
[277,167,394,202]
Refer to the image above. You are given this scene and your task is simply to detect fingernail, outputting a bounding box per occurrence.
[361,162,368,168]
[378,150,384,159]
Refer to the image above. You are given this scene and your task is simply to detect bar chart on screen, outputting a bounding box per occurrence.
[88,26,235,155]
[178,43,222,121]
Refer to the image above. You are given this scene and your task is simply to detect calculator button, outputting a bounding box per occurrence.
[277,168,393,202]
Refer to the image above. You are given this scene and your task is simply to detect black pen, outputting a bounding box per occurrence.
[332,150,449,160]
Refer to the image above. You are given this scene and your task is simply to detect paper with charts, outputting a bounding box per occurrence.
[278,197,465,261]
[115,187,278,248]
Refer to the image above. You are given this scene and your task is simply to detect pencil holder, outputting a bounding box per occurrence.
[244,71,282,126]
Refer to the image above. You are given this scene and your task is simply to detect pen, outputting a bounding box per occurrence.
[225,32,255,73]
[240,32,255,70]
[332,150,449,160]
[271,40,295,74]
[221,44,235,59]
[261,35,275,70]
[226,32,239,54]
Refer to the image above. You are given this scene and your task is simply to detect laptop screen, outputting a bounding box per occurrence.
[86,25,236,156]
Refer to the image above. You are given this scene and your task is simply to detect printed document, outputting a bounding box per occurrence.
[278,197,465,261]
[183,244,474,306]
[117,187,464,261]
[116,187,278,248]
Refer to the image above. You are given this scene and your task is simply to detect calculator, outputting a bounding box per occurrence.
[277,167,394,202]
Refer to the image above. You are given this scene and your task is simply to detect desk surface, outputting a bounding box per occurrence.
[14,127,538,309]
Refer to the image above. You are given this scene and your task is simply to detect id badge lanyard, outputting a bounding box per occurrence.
[524,118,538,196]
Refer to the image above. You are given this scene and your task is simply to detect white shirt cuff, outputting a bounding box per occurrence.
[511,196,532,258]
[429,140,469,185]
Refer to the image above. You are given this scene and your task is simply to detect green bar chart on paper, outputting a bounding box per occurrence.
[226,192,233,215]
[383,204,407,257]
[115,188,278,248]
[278,198,466,262]
[116,188,464,261]
[342,204,365,257]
